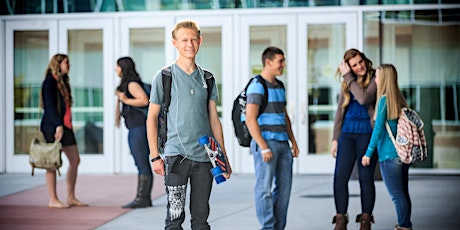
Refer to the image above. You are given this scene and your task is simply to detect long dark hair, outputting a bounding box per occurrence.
[116,56,141,93]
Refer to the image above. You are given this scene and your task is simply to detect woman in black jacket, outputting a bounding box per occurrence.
[40,54,87,208]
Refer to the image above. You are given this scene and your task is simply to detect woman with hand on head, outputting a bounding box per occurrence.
[115,56,153,209]
[362,64,412,230]
[331,48,378,230]
[40,54,88,208]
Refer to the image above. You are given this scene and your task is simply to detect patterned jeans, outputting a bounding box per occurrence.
[164,155,213,230]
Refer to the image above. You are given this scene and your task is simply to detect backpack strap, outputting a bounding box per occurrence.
[254,75,269,116]
[161,66,173,113]
[276,78,285,89]
[254,75,285,116]
[385,121,397,146]
[203,69,215,105]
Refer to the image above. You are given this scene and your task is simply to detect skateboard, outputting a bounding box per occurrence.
[198,135,229,184]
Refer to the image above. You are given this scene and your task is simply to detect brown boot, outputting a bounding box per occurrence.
[332,214,348,230]
[356,213,374,230]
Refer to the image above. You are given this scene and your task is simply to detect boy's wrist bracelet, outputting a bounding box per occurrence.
[261,149,271,154]
[150,156,162,162]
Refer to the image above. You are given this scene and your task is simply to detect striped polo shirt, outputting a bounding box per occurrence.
[244,76,288,141]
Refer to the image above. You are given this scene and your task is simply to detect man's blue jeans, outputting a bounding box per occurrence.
[380,158,412,228]
[251,139,293,230]
[128,126,152,176]
[334,132,376,215]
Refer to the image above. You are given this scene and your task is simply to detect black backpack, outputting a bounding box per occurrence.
[231,75,284,147]
[158,66,215,151]
[132,82,151,117]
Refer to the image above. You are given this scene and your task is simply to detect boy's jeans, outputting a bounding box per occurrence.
[251,139,293,230]
[164,156,213,230]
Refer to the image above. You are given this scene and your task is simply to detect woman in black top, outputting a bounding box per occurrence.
[115,56,153,208]
[40,54,87,208]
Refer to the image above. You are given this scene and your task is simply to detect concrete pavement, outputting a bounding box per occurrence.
[1,170,459,230]
[97,171,460,230]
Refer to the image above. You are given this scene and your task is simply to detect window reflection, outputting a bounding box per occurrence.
[364,11,460,168]
[307,24,346,155]
[129,28,165,85]
[198,27,223,115]
[68,30,104,154]
[250,26,287,78]
[1,0,365,15]
[13,30,49,155]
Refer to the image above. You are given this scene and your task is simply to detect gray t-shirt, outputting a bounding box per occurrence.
[150,63,218,162]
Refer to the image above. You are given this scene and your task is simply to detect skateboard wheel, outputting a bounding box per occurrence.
[198,135,210,146]
[210,166,226,184]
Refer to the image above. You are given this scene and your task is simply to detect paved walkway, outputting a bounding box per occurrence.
[1,170,459,230]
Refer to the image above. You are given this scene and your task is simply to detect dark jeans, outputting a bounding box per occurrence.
[334,132,377,215]
[164,156,213,230]
[128,126,152,176]
[380,158,412,228]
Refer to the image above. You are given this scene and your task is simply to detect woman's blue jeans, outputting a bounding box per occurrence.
[380,158,412,228]
[251,139,293,230]
[334,132,377,215]
[128,126,152,176]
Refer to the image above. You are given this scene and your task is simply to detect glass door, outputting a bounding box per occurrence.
[58,19,114,173]
[117,16,173,173]
[5,18,115,174]
[238,14,297,173]
[5,20,58,173]
[296,13,358,173]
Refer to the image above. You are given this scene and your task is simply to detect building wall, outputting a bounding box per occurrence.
[1,4,459,174]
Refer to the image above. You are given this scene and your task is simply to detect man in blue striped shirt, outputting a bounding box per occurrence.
[245,46,299,230]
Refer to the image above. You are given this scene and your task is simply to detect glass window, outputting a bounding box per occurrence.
[161,0,183,10]
[250,26,287,77]
[129,28,166,85]
[382,0,410,4]
[259,0,284,7]
[445,85,460,121]
[443,8,460,22]
[121,0,147,11]
[217,0,239,8]
[307,24,346,154]
[289,0,310,6]
[68,30,104,154]
[314,0,340,6]
[364,11,460,169]
[192,0,213,9]
[13,30,49,155]
[414,0,438,3]
[197,27,223,115]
